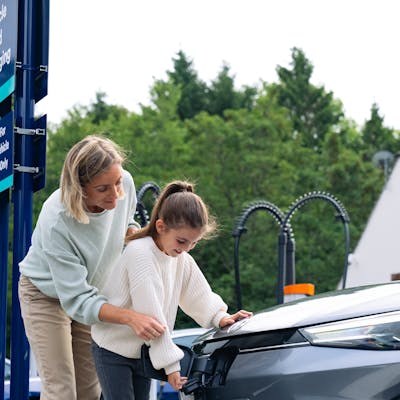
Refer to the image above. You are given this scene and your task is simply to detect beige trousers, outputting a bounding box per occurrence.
[18,275,101,400]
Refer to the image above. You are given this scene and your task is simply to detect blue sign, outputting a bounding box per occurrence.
[0,109,13,192]
[0,0,18,103]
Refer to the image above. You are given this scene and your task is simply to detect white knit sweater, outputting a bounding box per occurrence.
[91,236,229,375]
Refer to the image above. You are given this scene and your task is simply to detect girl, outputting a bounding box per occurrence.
[91,180,251,400]
[19,135,165,400]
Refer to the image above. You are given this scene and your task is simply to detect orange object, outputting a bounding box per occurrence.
[284,283,315,296]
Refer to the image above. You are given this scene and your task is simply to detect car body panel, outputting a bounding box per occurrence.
[194,282,400,344]
[188,282,400,400]
[200,346,400,399]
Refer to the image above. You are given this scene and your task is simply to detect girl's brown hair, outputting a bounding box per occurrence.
[127,180,216,242]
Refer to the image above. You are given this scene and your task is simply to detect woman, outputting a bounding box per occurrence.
[91,180,251,399]
[18,135,165,400]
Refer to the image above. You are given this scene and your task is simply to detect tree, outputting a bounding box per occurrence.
[85,92,129,124]
[274,47,343,149]
[167,50,208,120]
[361,102,399,159]
[206,63,257,117]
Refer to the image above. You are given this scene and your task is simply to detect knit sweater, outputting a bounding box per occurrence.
[19,169,137,325]
[91,236,229,375]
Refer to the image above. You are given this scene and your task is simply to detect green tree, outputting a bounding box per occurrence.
[86,92,128,125]
[206,63,256,117]
[274,47,343,149]
[361,102,399,159]
[167,50,208,120]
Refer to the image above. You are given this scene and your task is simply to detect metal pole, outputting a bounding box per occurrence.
[233,235,242,310]
[277,231,286,304]
[11,0,36,398]
[285,235,295,285]
[0,189,10,400]
[340,218,350,289]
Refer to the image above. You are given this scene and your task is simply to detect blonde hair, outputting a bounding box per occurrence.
[60,135,126,224]
[127,180,217,242]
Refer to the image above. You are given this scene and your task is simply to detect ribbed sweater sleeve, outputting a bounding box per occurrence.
[179,255,229,328]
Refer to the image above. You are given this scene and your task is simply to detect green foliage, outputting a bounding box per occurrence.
[361,103,400,159]
[20,48,395,331]
[274,47,344,150]
[206,64,257,116]
[162,51,258,121]
[167,51,208,120]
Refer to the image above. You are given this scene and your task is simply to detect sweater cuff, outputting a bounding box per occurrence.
[164,361,181,376]
[91,298,108,324]
[213,311,230,328]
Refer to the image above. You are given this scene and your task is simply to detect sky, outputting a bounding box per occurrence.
[36,0,400,129]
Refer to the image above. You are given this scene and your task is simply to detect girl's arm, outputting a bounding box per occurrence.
[180,256,252,328]
[179,256,229,328]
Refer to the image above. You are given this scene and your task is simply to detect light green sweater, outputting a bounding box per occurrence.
[19,170,137,325]
[92,236,229,375]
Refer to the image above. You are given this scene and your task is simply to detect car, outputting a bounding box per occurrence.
[4,358,41,400]
[181,281,400,400]
[153,327,208,400]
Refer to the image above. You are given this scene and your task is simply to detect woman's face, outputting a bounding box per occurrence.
[155,219,204,257]
[83,163,123,213]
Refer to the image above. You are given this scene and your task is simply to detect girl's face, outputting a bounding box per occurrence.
[155,219,204,257]
[83,163,123,213]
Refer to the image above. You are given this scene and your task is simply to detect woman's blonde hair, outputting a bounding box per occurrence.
[127,180,217,242]
[60,135,126,224]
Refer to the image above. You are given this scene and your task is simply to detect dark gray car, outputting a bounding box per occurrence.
[183,281,400,400]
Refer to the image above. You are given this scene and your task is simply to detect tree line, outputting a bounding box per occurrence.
[22,47,399,327]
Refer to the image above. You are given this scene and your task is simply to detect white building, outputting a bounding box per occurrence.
[343,157,400,288]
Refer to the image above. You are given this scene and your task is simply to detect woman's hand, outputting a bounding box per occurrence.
[124,309,166,341]
[168,371,188,391]
[126,224,141,236]
[126,227,137,236]
[98,303,166,341]
[219,309,253,328]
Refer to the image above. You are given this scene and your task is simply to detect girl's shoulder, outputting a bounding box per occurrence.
[124,236,152,252]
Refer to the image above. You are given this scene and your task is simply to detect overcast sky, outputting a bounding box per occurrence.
[36,0,400,129]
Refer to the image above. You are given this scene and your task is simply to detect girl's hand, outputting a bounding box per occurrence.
[219,309,252,328]
[168,371,188,391]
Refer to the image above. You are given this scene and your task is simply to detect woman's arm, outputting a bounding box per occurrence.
[98,303,166,341]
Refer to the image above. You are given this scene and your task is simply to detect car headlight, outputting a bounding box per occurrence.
[300,310,400,350]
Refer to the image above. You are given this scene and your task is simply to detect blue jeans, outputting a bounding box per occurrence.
[91,341,151,400]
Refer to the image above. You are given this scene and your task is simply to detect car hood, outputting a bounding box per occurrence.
[195,282,400,342]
